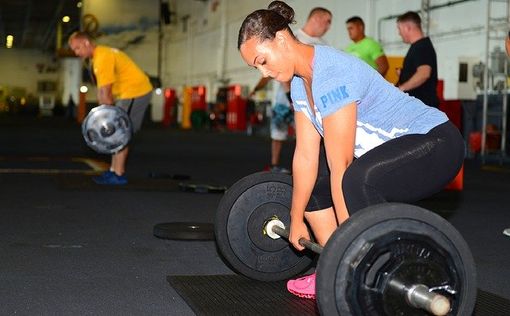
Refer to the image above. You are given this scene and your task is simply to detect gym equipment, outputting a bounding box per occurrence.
[81,105,132,154]
[215,172,477,316]
[148,172,191,180]
[215,172,315,282]
[168,274,508,316]
[316,203,477,316]
[153,222,214,240]
[179,182,227,194]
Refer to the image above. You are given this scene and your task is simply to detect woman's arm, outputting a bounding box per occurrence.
[322,102,357,224]
[289,111,322,250]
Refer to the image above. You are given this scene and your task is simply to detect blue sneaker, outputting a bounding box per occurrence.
[92,171,114,183]
[93,173,128,185]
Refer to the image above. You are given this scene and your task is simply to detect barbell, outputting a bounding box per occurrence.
[214,172,477,316]
[81,105,132,154]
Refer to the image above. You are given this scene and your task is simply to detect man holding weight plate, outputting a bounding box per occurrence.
[69,31,153,185]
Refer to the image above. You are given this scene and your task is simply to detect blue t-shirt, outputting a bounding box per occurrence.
[290,45,448,158]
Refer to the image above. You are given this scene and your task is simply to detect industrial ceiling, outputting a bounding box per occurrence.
[0,0,81,51]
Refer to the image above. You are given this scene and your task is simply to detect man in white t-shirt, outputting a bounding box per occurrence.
[250,7,332,173]
[295,7,331,45]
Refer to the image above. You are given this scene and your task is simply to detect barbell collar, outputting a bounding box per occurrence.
[270,224,323,254]
[388,279,451,316]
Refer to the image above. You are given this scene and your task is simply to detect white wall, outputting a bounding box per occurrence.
[95,29,159,78]
[155,0,508,101]
[82,0,160,78]
[82,0,159,33]
[0,48,59,97]
[4,0,505,104]
[376,0,505,99]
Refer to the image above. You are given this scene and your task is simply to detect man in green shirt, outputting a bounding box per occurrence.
[345,16,389,76]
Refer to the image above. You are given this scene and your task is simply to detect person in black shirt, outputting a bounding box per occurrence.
[396,11,439,108]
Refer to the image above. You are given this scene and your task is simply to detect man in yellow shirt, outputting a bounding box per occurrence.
[69,31,153,185]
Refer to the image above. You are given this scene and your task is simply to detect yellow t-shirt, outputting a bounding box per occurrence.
[92,45,153,99]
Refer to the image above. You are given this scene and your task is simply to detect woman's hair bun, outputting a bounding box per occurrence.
[268,1,295,24]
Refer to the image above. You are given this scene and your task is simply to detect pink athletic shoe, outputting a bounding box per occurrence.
[286,272,316,299]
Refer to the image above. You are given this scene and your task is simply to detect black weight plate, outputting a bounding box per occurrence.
[214,172,315,281]
[179,182,227,194]
[148,172,191,180]
[316,203,477,316]
[153,222,214,240]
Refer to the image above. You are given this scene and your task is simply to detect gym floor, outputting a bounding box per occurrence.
[0,114,508,315]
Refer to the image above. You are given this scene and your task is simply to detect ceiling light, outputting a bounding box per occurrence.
[77,2,82,8]
[6,35,13,48]
[62,16,70,23]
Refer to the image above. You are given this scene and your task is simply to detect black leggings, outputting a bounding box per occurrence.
[305,121,465,214]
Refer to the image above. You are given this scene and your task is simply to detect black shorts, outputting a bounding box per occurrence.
[305,121,465,214]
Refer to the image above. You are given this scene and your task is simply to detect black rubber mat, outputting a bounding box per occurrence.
[475,289,510,316]
[167,274,510,316]
[54,174,182,191]
[167,275,318,315]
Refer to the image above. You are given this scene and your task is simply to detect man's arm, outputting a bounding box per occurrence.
[375,55,389,77]
[97,84,114,105]
[249,77,272,97]
[505,32,510,56]
[250,77,293,103]
[398,65,431,92]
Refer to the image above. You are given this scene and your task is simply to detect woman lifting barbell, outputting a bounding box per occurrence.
[238,1,464,299]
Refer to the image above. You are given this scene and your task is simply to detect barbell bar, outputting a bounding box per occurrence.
[264,218,451,316]
[265,218,323,254]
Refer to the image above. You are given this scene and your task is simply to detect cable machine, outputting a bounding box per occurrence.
[481,0,510,164]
